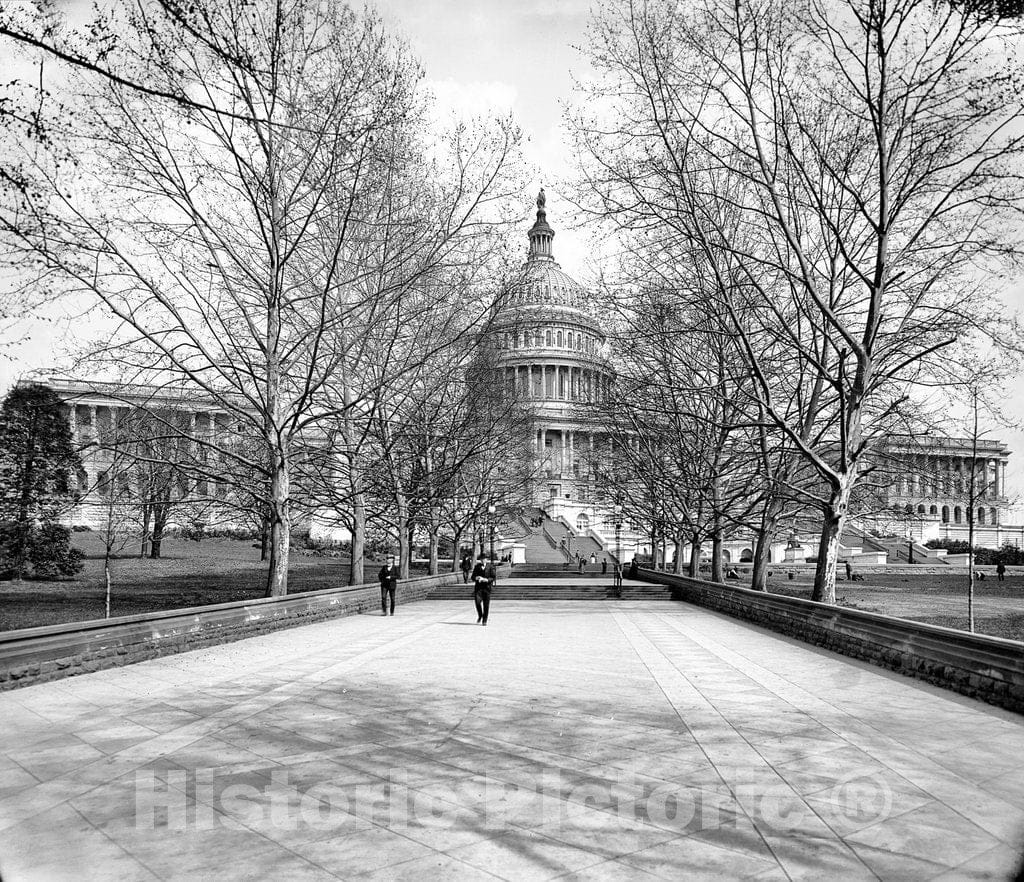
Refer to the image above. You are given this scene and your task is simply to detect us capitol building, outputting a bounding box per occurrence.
[25,190,1024,562]
[490,190,621,541]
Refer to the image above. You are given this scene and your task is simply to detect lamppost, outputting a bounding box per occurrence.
[614,503,623,566]
[906,525,915,564]
[487,502,496,562]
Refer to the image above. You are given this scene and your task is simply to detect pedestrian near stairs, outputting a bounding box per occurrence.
[471,555,495,625]
[378,555,399,616]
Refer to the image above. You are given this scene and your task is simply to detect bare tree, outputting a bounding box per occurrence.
[8,0,524,596]
[573,0,1024,602]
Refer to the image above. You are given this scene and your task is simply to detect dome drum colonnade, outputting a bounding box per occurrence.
[492,191,618,527]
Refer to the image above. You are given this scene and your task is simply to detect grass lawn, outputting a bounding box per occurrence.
[0,532,371,632]
[765,570,1024,641]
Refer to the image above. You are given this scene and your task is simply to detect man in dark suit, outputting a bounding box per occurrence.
[471,555,495,625]
[378,555,399,616]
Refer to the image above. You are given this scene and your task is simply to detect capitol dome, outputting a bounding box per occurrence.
[515,259,586,309]
[491,190,614,512]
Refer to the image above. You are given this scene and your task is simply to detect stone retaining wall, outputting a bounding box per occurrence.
[0,572,459,690]
[641,569,1024,713]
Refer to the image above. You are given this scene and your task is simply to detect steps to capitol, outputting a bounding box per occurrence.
[426,576,672,601]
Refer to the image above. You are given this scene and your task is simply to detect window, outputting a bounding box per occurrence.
[954,506,962,523]
[929,505,938,515]
[568,332,574,348]
[990,507,998,526]
[557,330,563,347]
[576,513,590,532]
[546,330,552,346]
[941,505,950,523]
[978,508,986,524]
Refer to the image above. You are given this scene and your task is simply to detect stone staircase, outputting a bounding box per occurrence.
[426,576,674,601]
[520,522,567,564]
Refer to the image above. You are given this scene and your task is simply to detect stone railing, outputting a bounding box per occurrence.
[0,571,459,691]
[638,569,1024,713]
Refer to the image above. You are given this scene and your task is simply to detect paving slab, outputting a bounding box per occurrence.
[1,599,1023,881]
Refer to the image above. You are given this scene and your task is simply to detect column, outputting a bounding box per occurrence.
[68,403,78,445]
[89,405,98,442]
[588,433,594,478]
[569,430,575,475]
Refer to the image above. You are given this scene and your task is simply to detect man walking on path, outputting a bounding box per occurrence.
[460,554,472,583]
[471,555,495,625]
[378,555,399,616]
[997,560,1007,581]
[602,557,608,575]
[613,561,623,597]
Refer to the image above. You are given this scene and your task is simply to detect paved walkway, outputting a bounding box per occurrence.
[1,600,1023,881]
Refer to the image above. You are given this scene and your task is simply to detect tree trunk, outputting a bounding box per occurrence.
[260,515,269,562]
[674,536,684,575]
[451,525,463,573]
[711,527,724,583]
[688,535,701,578]
[265,453,290,597]
[141,502,152,558]
[349,492,365,586]
[813,513,842,604]
[105,559,112,619]
[812,475,854,603]
[150,500,168,559]
[428,521,439,576]
[396,494,410,580]
[751,498,783,592]
[751,530,772,592]
[14,416,37,580]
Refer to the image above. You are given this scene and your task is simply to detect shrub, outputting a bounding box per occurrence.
[0,521,83,580]
[181,520,206,542]
[203,526,260,541]
[27,523,84,579]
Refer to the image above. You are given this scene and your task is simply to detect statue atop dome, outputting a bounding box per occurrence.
[528,189,554,261]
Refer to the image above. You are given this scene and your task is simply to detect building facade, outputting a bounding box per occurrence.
[43,378,248,529]
[877,435,1011,527]
[491,192,621,540]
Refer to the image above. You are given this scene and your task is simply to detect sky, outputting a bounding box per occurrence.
[370,0,596,271]
[2,0,1024,517]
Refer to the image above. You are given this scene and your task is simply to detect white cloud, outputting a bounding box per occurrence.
[423,78,518,125]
